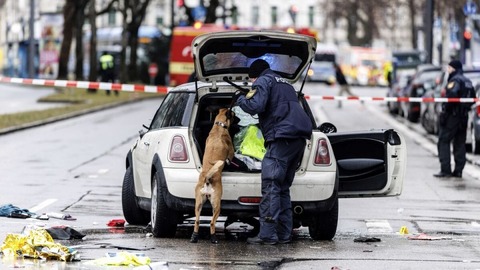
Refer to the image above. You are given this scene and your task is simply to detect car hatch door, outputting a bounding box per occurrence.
[326,129,407,198]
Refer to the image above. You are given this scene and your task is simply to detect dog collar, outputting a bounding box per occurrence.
[214,121,228,129]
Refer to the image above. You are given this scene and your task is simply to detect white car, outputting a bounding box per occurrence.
[121,30,407,240]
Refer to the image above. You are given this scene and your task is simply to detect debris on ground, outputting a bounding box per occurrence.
[407,233,452,241]
[1,228,78,261]
[107,219,126,227]
[87,251,151,266]
[353,236,381,243]
[46,212,76,220]
[0,204,37,219]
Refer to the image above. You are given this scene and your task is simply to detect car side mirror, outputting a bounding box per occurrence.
[139,124,149,139]
[318,122,337,133]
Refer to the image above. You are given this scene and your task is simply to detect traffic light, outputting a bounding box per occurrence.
[464,30,472,49]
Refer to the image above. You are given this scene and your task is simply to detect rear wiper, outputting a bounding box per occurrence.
[223,77,249,93]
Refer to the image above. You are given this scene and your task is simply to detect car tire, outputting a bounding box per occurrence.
[122,166,150,225]
[308,197,338,240]
[472,125,480,154]
[151,172,178,237]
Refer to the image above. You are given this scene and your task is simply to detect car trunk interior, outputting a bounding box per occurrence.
[193,94,260,172]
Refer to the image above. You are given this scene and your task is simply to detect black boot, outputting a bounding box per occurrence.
[210,233,219,244]
[190,232,199,243]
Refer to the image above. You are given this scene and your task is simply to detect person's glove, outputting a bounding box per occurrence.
[233,90,245,102]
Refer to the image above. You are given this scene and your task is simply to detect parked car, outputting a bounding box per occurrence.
[399,65,442,122]
[121,30,407,241]
[305,43,337,84]
[421,68,480,137]
[387,74,413,115]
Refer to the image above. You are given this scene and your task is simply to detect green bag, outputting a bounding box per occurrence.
[234,125,266,160]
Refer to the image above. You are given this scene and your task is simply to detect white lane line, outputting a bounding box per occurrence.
[366,219,393,234]
[30,198,57,212]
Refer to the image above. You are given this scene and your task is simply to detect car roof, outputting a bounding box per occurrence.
[192,30,317,84]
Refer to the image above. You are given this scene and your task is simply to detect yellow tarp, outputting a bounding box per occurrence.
[1,228,76,261]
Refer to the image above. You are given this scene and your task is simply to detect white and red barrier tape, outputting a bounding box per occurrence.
[306,95,479,103]
[1,76,478,103]
[0,76,170,93]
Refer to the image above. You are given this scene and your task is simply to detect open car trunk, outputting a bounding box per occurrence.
[193,94,263,173]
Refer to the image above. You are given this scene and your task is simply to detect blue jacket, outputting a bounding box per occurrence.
[444,69,474,115]
[236,69,312,142]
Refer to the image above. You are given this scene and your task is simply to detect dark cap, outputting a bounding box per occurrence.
[248,59,270,78]
[448,60,462,70]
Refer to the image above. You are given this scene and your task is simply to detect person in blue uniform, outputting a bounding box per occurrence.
[234,59,313,244]
[434,60,474,178]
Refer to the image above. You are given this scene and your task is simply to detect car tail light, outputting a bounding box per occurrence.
[238,197,261,204]
[168,135,189,162]
[314,138,331,165]
[476,105,480,117]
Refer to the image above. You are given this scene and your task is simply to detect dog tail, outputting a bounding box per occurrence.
[205,160,224,180]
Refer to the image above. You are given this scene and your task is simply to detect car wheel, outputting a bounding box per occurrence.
[308,197,338,240]
[122,166,150,225]
[472,126,480,154]
[151,172,178,237]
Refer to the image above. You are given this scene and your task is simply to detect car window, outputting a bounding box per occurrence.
[149,92,193,129]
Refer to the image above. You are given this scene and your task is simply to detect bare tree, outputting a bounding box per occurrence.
[58,0,76,79]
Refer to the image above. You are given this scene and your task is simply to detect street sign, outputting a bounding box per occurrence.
[464,0,477,16]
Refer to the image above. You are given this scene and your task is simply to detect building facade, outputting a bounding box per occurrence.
[1,0,434,78]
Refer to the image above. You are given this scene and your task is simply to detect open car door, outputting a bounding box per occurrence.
[327,129,406,198]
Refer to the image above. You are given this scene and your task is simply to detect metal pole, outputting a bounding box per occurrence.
[28,0,35,78]
[425,0,434,64]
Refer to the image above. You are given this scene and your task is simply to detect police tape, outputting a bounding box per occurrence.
[0,76,170,93]
[306,95,479,103]
[0,76,478,103]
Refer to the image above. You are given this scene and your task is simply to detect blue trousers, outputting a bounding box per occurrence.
[258,138,306,242]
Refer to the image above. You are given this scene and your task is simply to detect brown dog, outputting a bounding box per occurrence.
[190,108,235,244]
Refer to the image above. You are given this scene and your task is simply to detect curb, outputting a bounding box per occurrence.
[0,96,162,136]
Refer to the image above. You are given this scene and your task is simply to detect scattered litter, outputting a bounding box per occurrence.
[36,214,49,220]
[471,221,480,228]
[146,233,153,238]
[46,226,86,240]
[399,226,409,235]
[0,204,36,218]
[331,267,350,270]
[407,233,452,241]
[353,236,381,243]
[1,228,78,261]
[46,212,76,220]
[88,251,151,266]
[133,261,169,270]
[107,219,126,227]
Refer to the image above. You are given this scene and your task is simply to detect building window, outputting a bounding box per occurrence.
[271,6,277,26]
[308,6,314,27]
[252,6,259,26]
[108,9,116,26]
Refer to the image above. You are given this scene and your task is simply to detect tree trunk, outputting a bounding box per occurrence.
[58,0,76,80]
[88,0,98,92]
[119,3,128,83]
[74,1,88,80]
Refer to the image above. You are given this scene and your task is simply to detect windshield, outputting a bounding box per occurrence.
[202,52,302,77]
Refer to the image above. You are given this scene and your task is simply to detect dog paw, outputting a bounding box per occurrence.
[210,233,219,244]
[190,232,199,243]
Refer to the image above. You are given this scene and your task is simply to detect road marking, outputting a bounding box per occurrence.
[365,219,393,234]
[30,198,57,213]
